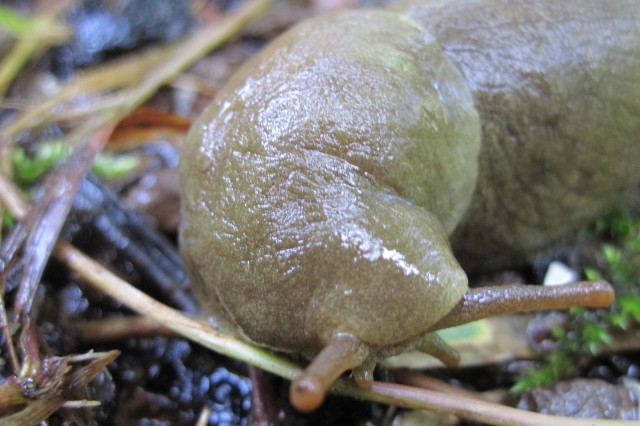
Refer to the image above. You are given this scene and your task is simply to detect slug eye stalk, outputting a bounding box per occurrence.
[430,280,616,331]
[289,280,615,411]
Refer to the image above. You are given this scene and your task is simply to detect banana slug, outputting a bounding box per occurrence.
[179,0,640,411]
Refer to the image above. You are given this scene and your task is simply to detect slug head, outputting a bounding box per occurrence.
[180,9,480,353]
[180,8,480,411]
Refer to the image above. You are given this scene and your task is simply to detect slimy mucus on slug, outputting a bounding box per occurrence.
[179,0,640,411]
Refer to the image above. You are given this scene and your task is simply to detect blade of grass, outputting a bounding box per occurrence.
[0,5,45,37]
[0,7,70,98]
[3,47,170,135]
[1,0,272,144]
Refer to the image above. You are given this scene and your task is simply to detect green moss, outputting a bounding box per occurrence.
[592,207,640,293]
[512,351,573,393]
[513,207,640,392]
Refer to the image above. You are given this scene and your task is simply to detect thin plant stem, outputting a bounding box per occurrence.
[393,369,487,400]
[0,169,637,425]
[355,381,635,426]
[0,9,70,98]
[51,240,640,426]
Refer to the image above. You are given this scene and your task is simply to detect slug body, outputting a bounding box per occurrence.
[179,0,640,410]
[401,0,640,271]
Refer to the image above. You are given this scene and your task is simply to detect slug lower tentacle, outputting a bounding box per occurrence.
[179,0,640,411]
[289,333,370,411]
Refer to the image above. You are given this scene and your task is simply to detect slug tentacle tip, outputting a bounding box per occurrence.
[290,333,370,411]
[579,280,616,307]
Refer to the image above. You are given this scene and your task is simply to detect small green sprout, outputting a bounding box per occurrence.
[11,141,68,185]
[91,152,140,180]
[11,141,140,185]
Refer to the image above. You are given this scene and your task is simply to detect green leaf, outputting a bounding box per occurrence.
[0,5,33,36]
[619,295,640,323]
[608,312,627,330]
[602,244,622,268]
[512,352,574,393]
[583,267,602,281]
[549,327,566,341]
[2,209,14,227]
[12,141,141,184]
[12,141,68,184]
[581,323,612,353]
[512,364,556,393]
[92,153,140,180]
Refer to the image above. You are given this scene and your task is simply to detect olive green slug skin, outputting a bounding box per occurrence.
[179,9,479,354]
[179,0,640,365]
[398,0,640,272]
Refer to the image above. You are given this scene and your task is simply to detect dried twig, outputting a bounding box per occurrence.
[11,126,113,322]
